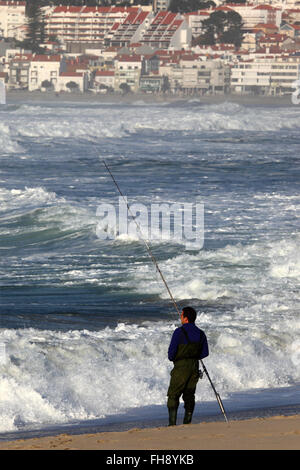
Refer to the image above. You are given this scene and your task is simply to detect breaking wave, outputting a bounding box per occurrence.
[0,317,299,433]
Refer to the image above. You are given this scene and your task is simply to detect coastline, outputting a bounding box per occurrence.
[6,90,296,107]
[0,414,299,450]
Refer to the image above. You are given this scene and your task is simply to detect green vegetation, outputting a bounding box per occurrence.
[23,1,47,52]
[66,81,79,91]
[169,0,216,13]
[193,10,244,48]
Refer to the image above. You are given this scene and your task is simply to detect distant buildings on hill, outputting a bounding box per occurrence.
[0,1,300,97]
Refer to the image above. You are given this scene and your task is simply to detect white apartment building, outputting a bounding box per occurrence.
[153,0,171,12]
[252,0,300,6]
[94,70,115,90]
[0,1,26,40]
[109,10,153,47]
[231,57,300,95]
[114,54,142,92]
[226,4,282,29]
[160,58,230,94]
[45,5,141,44]
[56,70,88,92]
[184,11,210,38]
[28,55,66,91]
[140,11,192,50]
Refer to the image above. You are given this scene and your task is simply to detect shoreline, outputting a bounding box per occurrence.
[6,90,296,107]
[0,413,299,450]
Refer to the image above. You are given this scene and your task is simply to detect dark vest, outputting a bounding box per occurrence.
[173,326,203,363]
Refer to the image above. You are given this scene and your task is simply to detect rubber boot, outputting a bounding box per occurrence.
[168,408,178,426]
[183,410,193,424]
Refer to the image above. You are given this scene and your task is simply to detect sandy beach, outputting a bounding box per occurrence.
[0,414,299,450]
[6,90,296,107]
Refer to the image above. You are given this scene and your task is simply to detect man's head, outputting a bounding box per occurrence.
[181,306,197,324]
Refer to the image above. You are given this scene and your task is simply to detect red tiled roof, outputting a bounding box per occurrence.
[215,6,233,11]
[32,55,61,62]
[53,6,82,13]
[253,5,276,10]
[117,54,142,62]
[134,11,149,24]
[95,70,115,76]
[254,23,278,29]
[60,71,83,77]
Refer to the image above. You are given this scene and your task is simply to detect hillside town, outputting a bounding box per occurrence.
[1,0,300,96]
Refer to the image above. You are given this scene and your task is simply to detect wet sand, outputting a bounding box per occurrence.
[0,414,299,450]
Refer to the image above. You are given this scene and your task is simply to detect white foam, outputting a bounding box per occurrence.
[0,187,60,213]
[0,122,23,154]
[269,237,300,279]
[0,315,298,433]
[4,102,300,146]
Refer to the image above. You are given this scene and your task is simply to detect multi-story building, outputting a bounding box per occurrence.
[94,70,115,90]
[109,10,153,47]
[8,53,31,89]
[56,70,88,92]
[45,5,141,44]
[140,11,192,50]
[114,54,142,92]
[153,0,171,12]
[28,54,66,91]
[283,8,300,24]
[226,4,282,30]
[231,56,300,95]
[183,11,210,38]
[45,6,192,51]
[0,1,26,40]
[160,56,230,94]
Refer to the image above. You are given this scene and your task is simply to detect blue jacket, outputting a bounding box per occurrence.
[168,323,209,362]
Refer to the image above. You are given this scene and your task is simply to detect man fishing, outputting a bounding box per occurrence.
[167,306,209,426]
[103,160,228,424]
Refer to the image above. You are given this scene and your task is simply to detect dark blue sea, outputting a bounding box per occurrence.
[0,98,299,437]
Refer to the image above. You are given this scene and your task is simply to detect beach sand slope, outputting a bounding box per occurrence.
[0,415,299,450]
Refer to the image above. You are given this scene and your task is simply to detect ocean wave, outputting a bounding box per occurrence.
[0,187,99,250]
[0,122,23,154]
[4,102,300,144]
[269,236,300,279]
[0,187,62,214]
[0,317,298,433]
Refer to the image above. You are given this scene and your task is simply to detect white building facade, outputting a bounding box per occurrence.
[28,55,66,91]
[0,1,26,40]
[231,56,300,95]
[114,55,142,92]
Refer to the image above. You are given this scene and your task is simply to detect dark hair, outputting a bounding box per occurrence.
[182,306,197,323]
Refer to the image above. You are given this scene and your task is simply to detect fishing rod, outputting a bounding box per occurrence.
[103,159,229,425]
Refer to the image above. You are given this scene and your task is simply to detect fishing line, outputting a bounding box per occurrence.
[103,159,229,424]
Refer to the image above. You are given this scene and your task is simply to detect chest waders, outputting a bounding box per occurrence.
[167,327,202,425]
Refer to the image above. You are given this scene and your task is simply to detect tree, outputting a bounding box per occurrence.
[41,79,53,90]
[161,76,170,94]
[25,1,47,52]
[66,81,79,92]
[194,10,244,48]
[119,82,131,94]
[169,0,216,13]
[221,11,244,48]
